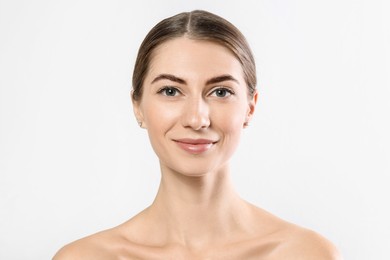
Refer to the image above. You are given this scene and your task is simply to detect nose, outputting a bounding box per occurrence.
[181,97,210,130]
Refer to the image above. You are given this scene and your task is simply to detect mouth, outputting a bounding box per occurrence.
[173,138,217,154]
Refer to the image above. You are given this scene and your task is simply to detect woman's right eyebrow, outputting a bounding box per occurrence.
[151,74,187,84]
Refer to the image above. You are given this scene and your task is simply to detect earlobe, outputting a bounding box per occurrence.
[130,90,146,128]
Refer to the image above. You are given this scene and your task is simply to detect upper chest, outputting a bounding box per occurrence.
[116,237,283,260]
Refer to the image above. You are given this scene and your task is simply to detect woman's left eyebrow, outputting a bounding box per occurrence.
[206,75,239,85]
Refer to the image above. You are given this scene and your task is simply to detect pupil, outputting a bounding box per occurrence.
[166,88,175,96]
[217,89,225,97]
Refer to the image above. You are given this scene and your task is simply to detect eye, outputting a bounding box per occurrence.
[210,87,234,98]
[158,87,180,97]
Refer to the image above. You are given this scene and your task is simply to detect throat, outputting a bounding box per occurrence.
[146,167,254,249]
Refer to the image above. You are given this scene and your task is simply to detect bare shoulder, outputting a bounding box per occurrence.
[53,210,156,260]
[247,205,342,259]
[52,228,122,260]
[271,225,343,260]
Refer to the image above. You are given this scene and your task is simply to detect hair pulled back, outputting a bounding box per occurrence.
[132,10,256,101]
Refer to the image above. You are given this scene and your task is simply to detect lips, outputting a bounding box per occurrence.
[173,138,217,154]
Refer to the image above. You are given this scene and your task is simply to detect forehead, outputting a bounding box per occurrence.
[147,37,245,82]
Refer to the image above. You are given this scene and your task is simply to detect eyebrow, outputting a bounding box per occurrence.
[205,75,239,85]
[151,74,186,84]
[151,74,239,85]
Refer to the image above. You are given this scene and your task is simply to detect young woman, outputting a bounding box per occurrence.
[54,10,342,259]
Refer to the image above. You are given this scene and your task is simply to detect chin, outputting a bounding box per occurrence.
[165,160,229,178]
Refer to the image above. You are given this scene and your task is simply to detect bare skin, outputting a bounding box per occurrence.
[54,38,342,260]
[54,181,340,260]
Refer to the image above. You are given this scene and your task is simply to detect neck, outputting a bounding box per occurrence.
[146,163,253,249]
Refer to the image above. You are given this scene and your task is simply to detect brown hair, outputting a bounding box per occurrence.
[132,10,256,101]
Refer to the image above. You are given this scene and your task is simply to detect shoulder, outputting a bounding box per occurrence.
[271,225,343,260]
[52,229,122,260]
[53,211,153,260]
[244,205,343,259]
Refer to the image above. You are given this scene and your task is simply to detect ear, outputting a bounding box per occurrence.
[130,90,146,128]
[244,90,258,127]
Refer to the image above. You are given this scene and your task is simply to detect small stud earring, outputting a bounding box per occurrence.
[138,121,143,127]
[243,122,249,128]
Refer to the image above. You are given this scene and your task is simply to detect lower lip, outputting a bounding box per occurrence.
[175,141,214,154]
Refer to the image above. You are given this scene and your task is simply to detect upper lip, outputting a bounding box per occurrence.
[173,138,217,144]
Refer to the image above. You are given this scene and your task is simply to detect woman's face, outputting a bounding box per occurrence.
[133,37,257,176]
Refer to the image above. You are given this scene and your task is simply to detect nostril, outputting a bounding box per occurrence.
[185,116,210,130]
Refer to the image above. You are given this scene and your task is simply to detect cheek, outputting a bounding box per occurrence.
[211,103,247,133]
[211,105,246,162]
[142,101,179,150]
[143,100,176,127]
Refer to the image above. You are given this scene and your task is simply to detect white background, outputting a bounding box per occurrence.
[1,0,389,259]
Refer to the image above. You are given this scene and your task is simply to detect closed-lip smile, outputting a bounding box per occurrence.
[173,138,217,154]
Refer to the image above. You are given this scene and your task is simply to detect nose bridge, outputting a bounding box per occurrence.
[182,95,210,130]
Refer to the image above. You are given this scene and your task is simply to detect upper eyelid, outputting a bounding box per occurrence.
[156,85,235,96]
[157,86,181,92]
[157,86,183,96]
[209,86,235,95]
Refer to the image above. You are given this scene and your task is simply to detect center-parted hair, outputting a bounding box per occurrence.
[132,10,257,101]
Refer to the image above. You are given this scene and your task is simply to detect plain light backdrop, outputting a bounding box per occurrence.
[0,0,389,259]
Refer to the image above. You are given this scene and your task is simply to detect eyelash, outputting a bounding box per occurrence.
[157,87,181,97]
[157,86,235,98]
[210,87,235,98]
